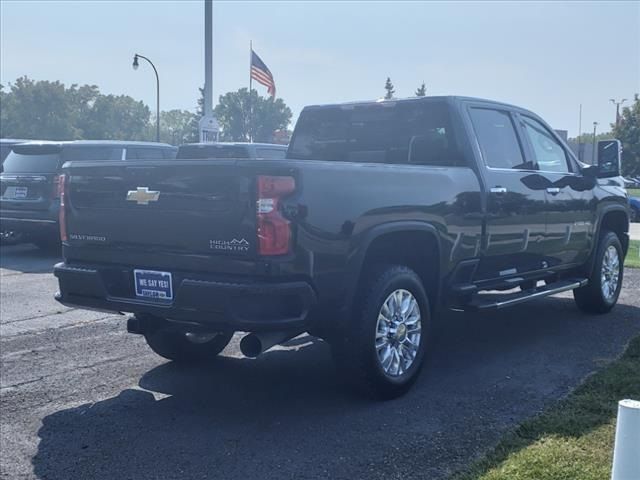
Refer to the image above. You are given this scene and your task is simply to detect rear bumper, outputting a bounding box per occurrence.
[54,262,317,332]
[0,209,58,237]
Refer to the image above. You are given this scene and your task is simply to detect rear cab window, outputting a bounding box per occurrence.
[288,100,461,166]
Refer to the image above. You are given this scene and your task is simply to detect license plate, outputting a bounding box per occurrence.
[3,186,28,199]
[134,269,173,300]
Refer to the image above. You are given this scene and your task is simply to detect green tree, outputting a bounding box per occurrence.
[415,82,426,97]
[214,88,291,142]
[0,76,82,139]
[612,94,639,176]
[0,76,150,141]
[69,83,100,131]
[384,77,395,100]
[0,84,8,135]
[157,109,199,145]
[82,94,150,140]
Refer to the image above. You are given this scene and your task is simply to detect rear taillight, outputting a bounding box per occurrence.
[58,174,68,242]
[52,174,62,199]
[256,175,295,256]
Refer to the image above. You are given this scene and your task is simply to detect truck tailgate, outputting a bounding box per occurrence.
[64,160,257,257]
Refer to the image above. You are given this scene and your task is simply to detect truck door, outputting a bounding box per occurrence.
[517,114,594,268]
[468,106,547,280]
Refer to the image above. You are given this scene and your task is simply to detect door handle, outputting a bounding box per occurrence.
[546,187,561,194]
[490,187,508,194]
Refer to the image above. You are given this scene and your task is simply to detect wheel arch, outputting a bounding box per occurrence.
[344,221,443,319]
[586,205,630,275]
[598,206,630,255]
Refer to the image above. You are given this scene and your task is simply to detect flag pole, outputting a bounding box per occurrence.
[249,40,253,143]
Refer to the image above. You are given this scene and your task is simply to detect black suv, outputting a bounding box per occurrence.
[0,140,177,249]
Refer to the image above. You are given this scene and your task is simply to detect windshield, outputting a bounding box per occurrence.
[2,147,61,173]
[177,145,250,159]
[288,100,458,165]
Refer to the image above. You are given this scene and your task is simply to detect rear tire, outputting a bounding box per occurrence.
[144,328,233,363]
[333,264,430,400]
[574,231,623,314]
[631,206,639,223]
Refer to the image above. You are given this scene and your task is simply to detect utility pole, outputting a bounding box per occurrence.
[578,103,583,161]
[610,98,627,128]
[204,0,212,118]
[199,0,219,142]
[592,121,598,164]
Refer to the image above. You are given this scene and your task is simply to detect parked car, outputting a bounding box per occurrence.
[0,140,177,250]
[630,197,640,223]
[54,96,629,399]
[176,142,287,160]
[1,139,31,244]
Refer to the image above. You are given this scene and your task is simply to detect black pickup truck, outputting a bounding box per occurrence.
[54,96,629,398]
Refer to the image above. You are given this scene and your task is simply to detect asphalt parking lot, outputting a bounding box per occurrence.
[1,243,639,480]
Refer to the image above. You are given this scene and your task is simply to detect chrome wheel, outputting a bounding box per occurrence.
[375,289,422,377]
[601,245,620,302]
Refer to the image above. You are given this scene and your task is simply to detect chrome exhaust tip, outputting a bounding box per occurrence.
[240,330,303,358]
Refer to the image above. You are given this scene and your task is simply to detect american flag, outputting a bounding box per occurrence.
[251,50,276,98]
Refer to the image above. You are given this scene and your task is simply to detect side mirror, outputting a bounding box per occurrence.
[596,139,622,178]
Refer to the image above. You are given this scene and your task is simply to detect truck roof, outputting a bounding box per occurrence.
[302,95,532,114]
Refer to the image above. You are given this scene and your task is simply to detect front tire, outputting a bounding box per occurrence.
[144,328,233,363]
[334,264,430,400]
[574,231,624,314]
[631,206,639,223]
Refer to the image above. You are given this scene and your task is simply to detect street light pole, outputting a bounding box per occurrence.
[133,53,160,143]
[610,98,627,128]
[592,121,598,164]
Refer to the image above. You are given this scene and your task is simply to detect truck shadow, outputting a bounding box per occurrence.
[0,243,60,274]
[31,297,640,480]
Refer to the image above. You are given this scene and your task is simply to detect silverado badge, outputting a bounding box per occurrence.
[126,187,160,205]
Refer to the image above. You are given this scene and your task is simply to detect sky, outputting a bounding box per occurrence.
[1,0,639,137]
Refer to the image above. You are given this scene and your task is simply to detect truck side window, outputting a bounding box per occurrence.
[521,116,570,173]
[470,108,529,170]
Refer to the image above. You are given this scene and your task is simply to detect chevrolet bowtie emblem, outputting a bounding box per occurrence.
[126,187,160,205]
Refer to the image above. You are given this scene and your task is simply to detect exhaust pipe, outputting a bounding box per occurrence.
[240,330,303,358]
